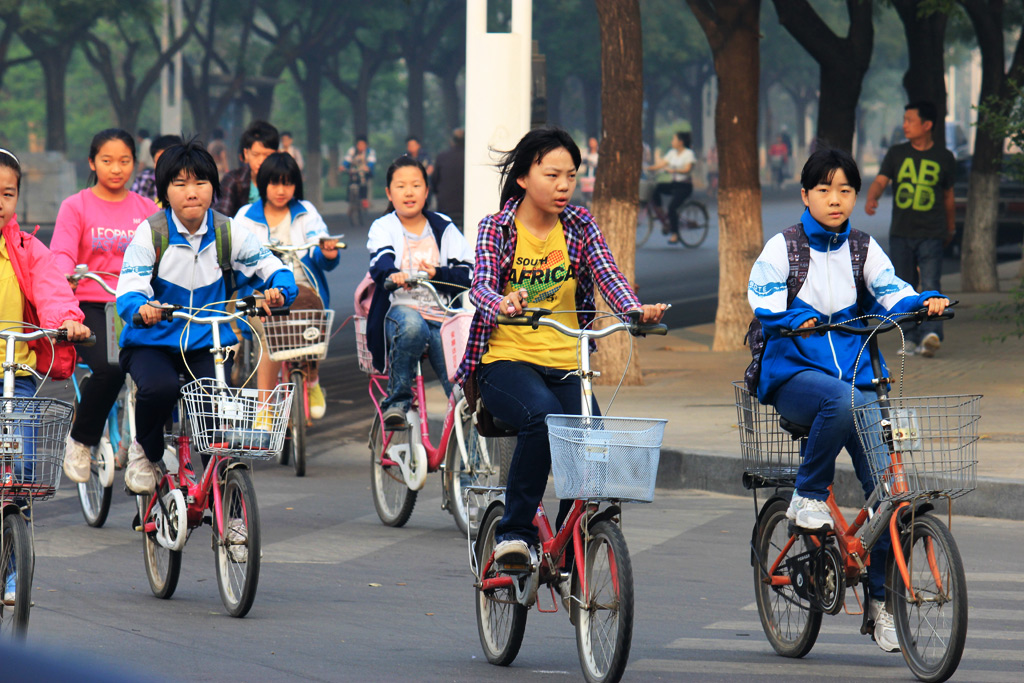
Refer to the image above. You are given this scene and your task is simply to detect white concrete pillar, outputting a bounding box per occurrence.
[463,0,533,244]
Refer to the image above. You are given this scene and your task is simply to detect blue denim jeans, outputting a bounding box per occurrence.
[477,360,598,547]
[773,370,889,599]
[382,305,451,412]
[4,377,38,482]
[889,236,944,345]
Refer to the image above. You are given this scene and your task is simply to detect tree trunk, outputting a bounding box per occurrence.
[689,0,763,352]
[546,76,563,127]
[891,0,947,150]
[295,58,324,207]
[39,47,73,152]
[406,57,426,139]
[643,88,661,153]
[439,68,461,132]
[591,0,644,386]
[582,76,602,137]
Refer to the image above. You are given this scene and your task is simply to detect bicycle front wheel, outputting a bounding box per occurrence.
[0,511,32,639]
[444,400,503,536]
[215,466,262,618]
[77,436,114,528]
[753,498,822,657]
[888,513,967,683]
[677,201,709,248]
[636,205,654,248]
[289,369,307,477]
[141,488,182,600]
[369,416,417,527]
[574,519,634,683]
[476,503,527,665]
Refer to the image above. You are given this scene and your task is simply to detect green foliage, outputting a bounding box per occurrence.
[984,277,1024,342]
[977,79,1024,181]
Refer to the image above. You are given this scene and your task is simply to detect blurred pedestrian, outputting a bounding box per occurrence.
[342,135,377,211]
[207,127,230,178]
[215,120,279,217]
[430,128,465,228]
[136,128,152,171]
[769,134,789,189]
[405,136,433,176]
[281,130,304,172]
[130,134,183,204]
[579,136,598,206]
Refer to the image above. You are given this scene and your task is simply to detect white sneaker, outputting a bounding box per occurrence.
[918,332,941,358]
[225,518,248,563]
[494,539,531,567]
[895,344,916,356]
[125,443,160,494]
[870,601,901,652]
[786,492,833,530]
[62,436,92,484]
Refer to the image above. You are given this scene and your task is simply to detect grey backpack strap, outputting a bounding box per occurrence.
[148,211,170,281]
[781,224,810,307]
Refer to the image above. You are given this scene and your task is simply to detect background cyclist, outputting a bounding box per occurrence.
[646,130,696,243]
[746,147,949,652]
[454,127,666,567]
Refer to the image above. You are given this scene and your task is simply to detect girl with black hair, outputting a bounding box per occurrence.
[50,128,159,484]
[233,151,340,419]
[365,156,473,431]
[453,127,666,567]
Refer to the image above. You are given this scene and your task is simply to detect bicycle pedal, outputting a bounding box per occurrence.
[499,564,532,575]
[788,521,832,536]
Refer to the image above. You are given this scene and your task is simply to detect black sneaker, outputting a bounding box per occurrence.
[383,405,408,431]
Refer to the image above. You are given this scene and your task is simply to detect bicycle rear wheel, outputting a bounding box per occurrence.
[289,369,307,477]
[73,374,114,528]
[141,485,182,600]
[444,400,503,536]
[887,513,967,683]
[636,205,654,248]
[0,511,32,639]
[369,416,417,527]
[753,498,822,657]
[677,201,709,248]
[215,466,261,618]
[573,519,634,683]
[476,503,527,665]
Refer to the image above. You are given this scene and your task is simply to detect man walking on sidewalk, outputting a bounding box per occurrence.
[865,101,956,357]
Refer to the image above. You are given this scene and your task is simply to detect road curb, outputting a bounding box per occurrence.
[656,448,1024,521]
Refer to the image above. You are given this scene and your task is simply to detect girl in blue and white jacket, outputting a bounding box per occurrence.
[747,148,948,652]
[117,141,296,494]
[233,152,340,419]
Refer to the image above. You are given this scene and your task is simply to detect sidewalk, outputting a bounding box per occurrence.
[609,259,1024,520]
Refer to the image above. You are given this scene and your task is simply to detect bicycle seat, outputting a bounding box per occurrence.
[778,417,810,440]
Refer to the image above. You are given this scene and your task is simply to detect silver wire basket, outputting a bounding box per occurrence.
[733,382,802,488]
[180,378,293,458]
[262,309,334,362]
[0,397,74,502]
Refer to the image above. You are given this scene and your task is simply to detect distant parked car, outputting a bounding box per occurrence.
[888,121,971,160]
[948,155,1024,257]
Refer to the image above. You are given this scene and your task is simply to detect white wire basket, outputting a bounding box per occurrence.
[180,378,293,458]
[262,309,334,362]
[733,382,802,487]
[854,395,980,502]
[354,316,379,374]
[546,415,666,503]
[0,397,74,502]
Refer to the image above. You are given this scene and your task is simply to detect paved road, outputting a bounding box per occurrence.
[21,429,1024,681]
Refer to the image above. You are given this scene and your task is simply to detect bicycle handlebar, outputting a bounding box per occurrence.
[0,327,96,347]
[497,307,669,338]
[383,274,468,314]
[68,265,118,296]
[779,303,957,338]
[264,234,347,253]
[131,296,291,327]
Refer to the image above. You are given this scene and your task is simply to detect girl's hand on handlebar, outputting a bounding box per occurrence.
[139,301,165,326]
[261,288,285,315]
[66,274,79,292]
[636,304,668,324]
[925,297,949,317]
[501,288,528,317]
[320,238,340,259]
[797,317,818,339]
[389,272,412,290]
[60,319,91,342]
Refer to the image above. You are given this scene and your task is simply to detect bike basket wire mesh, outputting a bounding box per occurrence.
[546,415,666,503]
[854,395,980,502]
[733,382,802,487]
[180,378,293,458]
[0,397,74,502]
[353,316,378,374]
[263,309,334,362]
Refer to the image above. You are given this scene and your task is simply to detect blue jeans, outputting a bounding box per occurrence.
[477,360,597,547]
[773,370,890,599]
[889,236,943,345]
[382,305,451,412]
[3,377,38,483]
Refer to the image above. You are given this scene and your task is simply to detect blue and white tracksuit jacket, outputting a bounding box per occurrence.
[117,208,297,351]
[748,209,942,404]
[232,199,339,307]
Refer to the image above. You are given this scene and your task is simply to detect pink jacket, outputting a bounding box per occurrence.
[3,216,84,379]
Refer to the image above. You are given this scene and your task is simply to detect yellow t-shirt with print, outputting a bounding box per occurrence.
[482,220,578,370]
[0,236,36,374]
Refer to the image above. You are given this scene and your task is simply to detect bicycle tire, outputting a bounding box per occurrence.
[443,400,503,536]
[753,498,822,657]
[573,519,634,683]
[636,205,654,248]
[348,183,366,228]
[475,503,527,666]
[677,201,709,248]
[73,373,114,528]
[368,415,417,527]
[141,488,182,600]
[0,511,32,639]
[289,369,307,477]
[215,466,262,618]
[887,513,967,683]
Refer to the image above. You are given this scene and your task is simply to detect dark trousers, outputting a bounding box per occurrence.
[120,346,218,463]
[652,181,693,234]
[889,236,944,344]
[71,302,126,447]
[477,360,598,546]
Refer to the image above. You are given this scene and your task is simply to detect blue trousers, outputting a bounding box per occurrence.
[774,370,890,599]
[3,377,38,482]
[889,236,944,345]
[477,360,597,547]
[383,305,451,412]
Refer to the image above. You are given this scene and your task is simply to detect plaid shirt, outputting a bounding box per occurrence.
[130,168,157,202]
[454,196,642,386]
